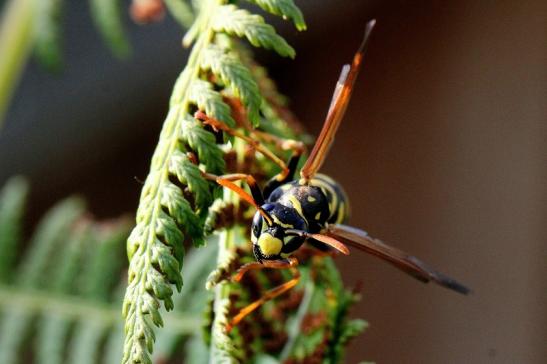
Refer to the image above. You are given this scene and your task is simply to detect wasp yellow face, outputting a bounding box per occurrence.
[257,233,283,257]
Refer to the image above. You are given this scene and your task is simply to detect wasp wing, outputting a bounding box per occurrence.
[300,20,376,180]
[325,224,470,294]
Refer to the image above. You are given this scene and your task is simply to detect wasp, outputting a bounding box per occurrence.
[197,20,469,332]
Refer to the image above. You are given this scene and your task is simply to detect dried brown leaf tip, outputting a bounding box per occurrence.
[130,0,166,24]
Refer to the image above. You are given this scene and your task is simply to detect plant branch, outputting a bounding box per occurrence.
[0,0,34,129]
[0,285,200,334]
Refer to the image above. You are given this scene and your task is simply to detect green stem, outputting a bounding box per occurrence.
[0,0,35,129]
[209,138,246,362]
[0,284,199,333]
[279,277,314,361]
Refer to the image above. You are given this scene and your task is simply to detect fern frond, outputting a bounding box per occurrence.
[323,260,368,363]
[0,177,213,363]
[67,221,130,364]
[180,115,226,174]
[36,220,92,364]
[164,0,194,28]
[200,44,262,125]
[0,197,85,364]
[89,0,131,58]
[122,0,302,361]
[33,0,64,70]
[188,79,236,128]
[0,176,28,282]
[152,242,218,362]
[247,0,306,31]
[0,0,35,127]
[212,5,295,58]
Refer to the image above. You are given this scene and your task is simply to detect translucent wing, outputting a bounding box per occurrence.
[325,224,471,294]
[300,20,376,180]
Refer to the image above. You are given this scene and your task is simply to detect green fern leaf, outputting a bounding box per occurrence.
[164,0,194,28]
[0,197,84,364]
[0,176,28,282]
[168,149,212,215]
[188,79,236,128]
[201,45,262,125]
[89,0,131,58]
[153,243,217,362]
[212,5,295,58]
[0,177,207,364]
[161,182,203,245]
[104,324,125,364]
[247,0,306,31]
[68,221,129,364]
[16,197,86,288]
[36,221,91,364]
[80,220,131,300]
[68,320,109,364]
[180,116,225,174]
[33,0,64,70]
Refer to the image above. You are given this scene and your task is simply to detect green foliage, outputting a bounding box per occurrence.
[122,0,305,362]
[211,5,295,58]
[247,0,306,31]
[164,0,194,28]
[0,176,28,282]
[188,79,236,127]
[33,0,64,70]
[34,0,133,70]
[2,0,368,362]
[89,0,131,58]
[0,176,215,364]
[200,44,262,125]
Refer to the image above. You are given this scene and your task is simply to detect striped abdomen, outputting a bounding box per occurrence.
[309,174,350,225]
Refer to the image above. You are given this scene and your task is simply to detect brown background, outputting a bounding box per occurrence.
[1,0,545,363]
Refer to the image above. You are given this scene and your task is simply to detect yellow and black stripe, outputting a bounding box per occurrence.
[308,174,350,225]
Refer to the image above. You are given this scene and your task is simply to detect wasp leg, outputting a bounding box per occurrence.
[205,173,265,205]
[262,152,301,199]
[300,20,376,182]
[252,130,305,155]
[195,110,302,182]
[226,257,299,333]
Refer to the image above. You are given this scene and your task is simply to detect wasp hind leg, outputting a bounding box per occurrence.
[226,257,300,333]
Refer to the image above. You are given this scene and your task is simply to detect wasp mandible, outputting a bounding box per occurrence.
[197,20,470,332]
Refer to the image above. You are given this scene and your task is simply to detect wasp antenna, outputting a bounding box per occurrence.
[356,19,376,57]
[286,229,350,255]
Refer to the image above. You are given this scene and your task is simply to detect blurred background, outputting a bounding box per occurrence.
[1,0,546,362]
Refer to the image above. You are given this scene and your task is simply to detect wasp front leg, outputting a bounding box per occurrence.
[226,257,300,332]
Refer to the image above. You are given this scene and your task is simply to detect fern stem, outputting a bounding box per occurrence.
[209,138,246,363]
[279,277,315,361]
[0,285,200,333]
[0,0,35,128]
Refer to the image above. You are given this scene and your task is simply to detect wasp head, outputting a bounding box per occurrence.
[251,203,308,261]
